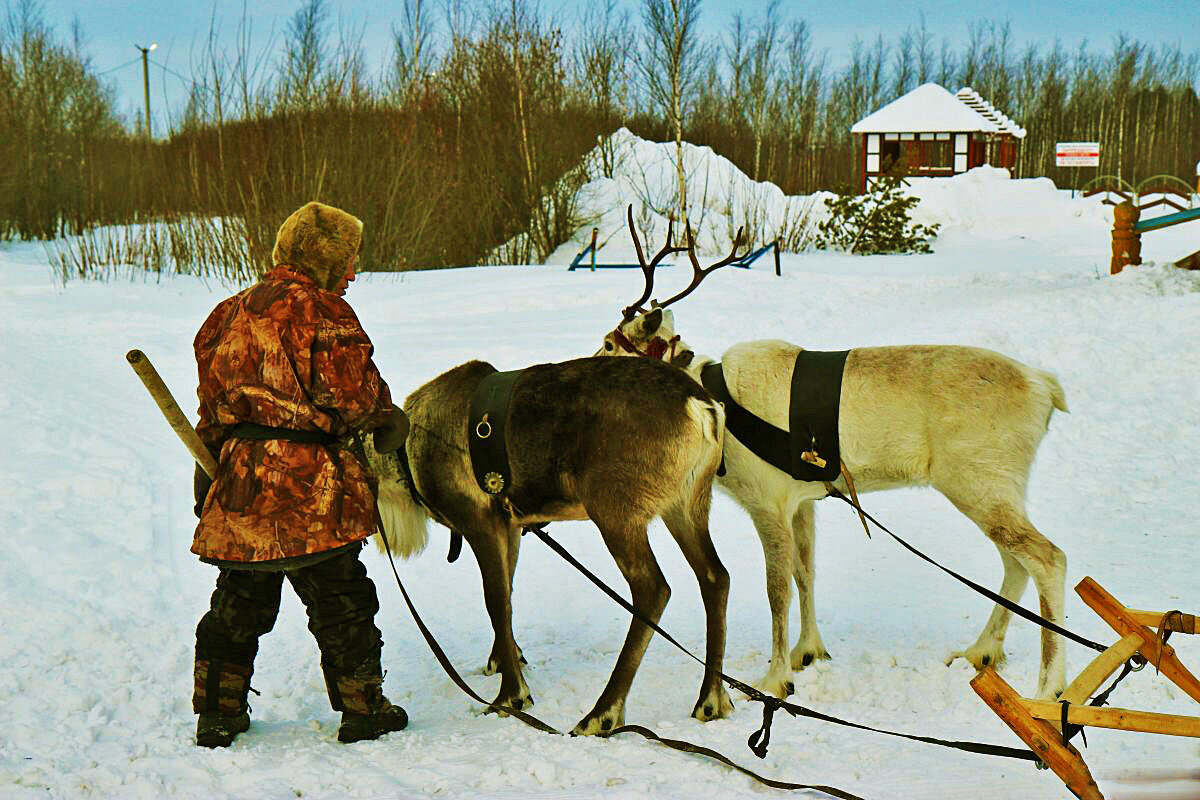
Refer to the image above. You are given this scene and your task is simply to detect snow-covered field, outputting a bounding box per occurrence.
[2,154,1200,800]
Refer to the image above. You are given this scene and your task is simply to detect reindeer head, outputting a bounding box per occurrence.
[596,205,744,369]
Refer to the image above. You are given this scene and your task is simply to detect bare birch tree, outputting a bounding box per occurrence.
[389,0,434,103]
[279,0,328,109]
[574,0,634,178]
[744,1,780,180]
[638,0,703,234]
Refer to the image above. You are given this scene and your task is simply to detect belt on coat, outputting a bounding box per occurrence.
[228,422,342,446]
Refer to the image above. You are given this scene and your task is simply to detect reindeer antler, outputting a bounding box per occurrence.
[652,222,746,310]
[621,205,688,323]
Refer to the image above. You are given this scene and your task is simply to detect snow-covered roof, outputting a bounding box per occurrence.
[850,83,1026,138]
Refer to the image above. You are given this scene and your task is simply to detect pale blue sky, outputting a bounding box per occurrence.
[34,0,1200,136]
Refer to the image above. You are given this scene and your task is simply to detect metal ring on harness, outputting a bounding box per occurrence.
[475,414,492,439]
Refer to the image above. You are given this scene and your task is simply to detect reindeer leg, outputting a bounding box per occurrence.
[662,505,733,721]
[744,506,800,698]
[945,546,1027,671]
[945,495,1067,700]
[572,524,669,736]
[789,499,831,672]
[1000,516,1066,700]
[484,525,526,675]
[465,527,533,713]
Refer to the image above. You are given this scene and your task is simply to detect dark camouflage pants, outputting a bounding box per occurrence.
[194,543,384,707]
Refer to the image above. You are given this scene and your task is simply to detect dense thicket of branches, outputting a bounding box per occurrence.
[0,1,123,239]
[3,0,1198,274]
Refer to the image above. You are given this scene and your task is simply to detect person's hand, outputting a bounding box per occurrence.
[194,462,213,518]
[374,408,410,454]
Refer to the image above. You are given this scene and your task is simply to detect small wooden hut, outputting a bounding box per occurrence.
[851,83,1026,193]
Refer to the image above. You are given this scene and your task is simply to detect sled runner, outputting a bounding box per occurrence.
[972,577,1199,800]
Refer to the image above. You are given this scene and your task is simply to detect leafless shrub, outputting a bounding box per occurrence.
[776,195,822,253]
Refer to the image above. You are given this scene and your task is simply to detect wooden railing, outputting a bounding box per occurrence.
[1110,201,1200,274]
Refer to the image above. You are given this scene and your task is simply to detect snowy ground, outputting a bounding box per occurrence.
[3,160,1200,800]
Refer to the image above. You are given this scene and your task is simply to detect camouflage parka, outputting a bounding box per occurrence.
[192,265,392,563]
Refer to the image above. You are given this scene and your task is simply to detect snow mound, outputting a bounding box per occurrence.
[904,166,1112,240]
[547,130,1118,264]
[548,128,833,263]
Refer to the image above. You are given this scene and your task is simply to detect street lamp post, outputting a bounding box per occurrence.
[135,42,157,138]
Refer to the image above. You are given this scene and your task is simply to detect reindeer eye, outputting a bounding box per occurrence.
[604,341,614,351]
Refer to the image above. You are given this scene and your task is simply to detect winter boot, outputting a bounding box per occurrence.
[193,659,253,748]
[328,668,408,743]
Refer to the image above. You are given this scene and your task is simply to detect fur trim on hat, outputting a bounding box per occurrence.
[271,201,363,290]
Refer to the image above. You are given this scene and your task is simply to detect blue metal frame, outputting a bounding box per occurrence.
[567,237,782,275]
[567,240,673,270]
[1134,206,1200,234]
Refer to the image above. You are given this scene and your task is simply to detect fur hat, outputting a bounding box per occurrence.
[271,201,363,290]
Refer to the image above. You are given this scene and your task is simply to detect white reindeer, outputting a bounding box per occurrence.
[596,213,1070,701]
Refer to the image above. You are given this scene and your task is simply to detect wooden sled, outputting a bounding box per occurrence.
[971,577,1199,800]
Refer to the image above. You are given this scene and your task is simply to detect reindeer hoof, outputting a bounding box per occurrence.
[692,689,733,721]
[572,708,624,736]
[946,645,1006,671]
[752,671,795,700]
[791,648,831,671]
[487,689,533,716]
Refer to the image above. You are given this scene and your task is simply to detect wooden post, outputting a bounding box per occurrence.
[773,240,781,276]
[590,227,598,272]
[1110,201,1141,275]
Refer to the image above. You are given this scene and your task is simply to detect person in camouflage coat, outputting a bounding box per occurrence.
[190,201,411,748]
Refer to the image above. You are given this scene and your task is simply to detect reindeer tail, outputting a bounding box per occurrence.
[363,435,429,559]
[1045,372,1069,414]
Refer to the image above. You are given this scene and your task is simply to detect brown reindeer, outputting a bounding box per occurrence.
[369,355,732,734]
[596,210,1070,701]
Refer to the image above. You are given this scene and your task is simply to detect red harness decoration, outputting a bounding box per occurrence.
[611,329,680,361]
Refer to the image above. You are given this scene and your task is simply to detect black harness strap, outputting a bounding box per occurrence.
[701,362,787,477]
[527,524,1039,765]
[602,723,866,799]
[700,351,848,483]
[375,525,869,799]
[826,489,1109,654]
[788,350,849,483]
[468,369,524,496]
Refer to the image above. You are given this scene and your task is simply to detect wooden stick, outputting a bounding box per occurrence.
[971,667,1104,800]
[1020,699,1200,738]
[1076,577,1200,704]
[1128,609,1197,634]
[1059,633,1143,706]
[125,349,218,478]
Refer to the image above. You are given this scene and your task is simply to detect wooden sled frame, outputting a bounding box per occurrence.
[971,577,1199,800]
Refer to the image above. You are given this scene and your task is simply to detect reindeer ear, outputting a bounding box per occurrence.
[661,309,674,330]
[670,349,694,368]
[639,308,663,336]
